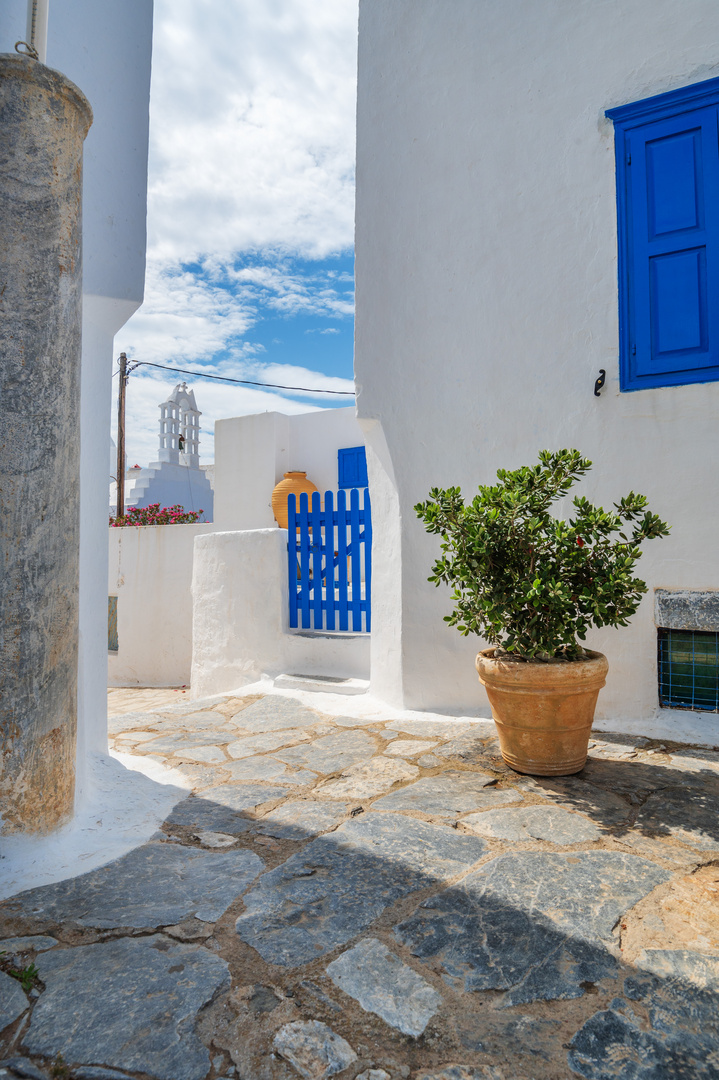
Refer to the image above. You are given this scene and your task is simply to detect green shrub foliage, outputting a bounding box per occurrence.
[415,449,669,660]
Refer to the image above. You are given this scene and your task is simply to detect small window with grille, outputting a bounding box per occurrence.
[658,628,719,712]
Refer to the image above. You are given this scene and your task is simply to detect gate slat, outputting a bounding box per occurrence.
[324,490,335,630]
[364,489,372,632]
[299,491,311,629]
[349,488,362,631]
[288,492,298,628]
[337,488,349,631]
[311,490,323,630]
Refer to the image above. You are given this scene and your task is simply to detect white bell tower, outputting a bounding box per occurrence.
[158,382,201,468]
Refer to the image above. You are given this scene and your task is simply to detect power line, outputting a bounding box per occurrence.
[112,358,355,396]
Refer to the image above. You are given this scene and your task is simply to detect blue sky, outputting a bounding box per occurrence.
[114,0,359,465]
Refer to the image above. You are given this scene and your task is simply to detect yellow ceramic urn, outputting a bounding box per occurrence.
[271,471,319,529]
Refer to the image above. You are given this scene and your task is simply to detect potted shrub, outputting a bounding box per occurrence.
[415,449,669,776]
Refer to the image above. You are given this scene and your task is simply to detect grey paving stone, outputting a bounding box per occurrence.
[160,696,226,714]
[372,771,498,817]
[113,729,161,744]
[175,745,227,764]
[160,788,232,823]
[631,786,719,851]
[433,731,504,767]
[455,790,524,818]
[532,775,633,828]
[0,935,57,954]
[194,830,237,848]
[417,754,442,767]
[232,696,321,733]
[670,748,719,774]
[236,813,487,967]
[326,937,441,1036]
[5,841,264,929]
[171,763,230,790]
[0,1059,47,1080]
[107,711,164,735]
[224,757,317,785]
[148,714,232,735]
[254,801,348,840]
[275,730,377,773]
[315,757,418,800]
[25,935,229,1080]
[567,1002,719,1079]
[203,782,291,812]
[0,970,28,1035]
[385,720,485,739]
[416,1068,505,1080]
[578,757,676,801]
[273,1020,356,1079]
[72,1070,137,1080]
[638,948,719,990]
[463,805,601,844]
[226,730,311,758]
[330,714,383,727]
[383,739,438,758]
[143,732,234,754]
[395,851,668,1005]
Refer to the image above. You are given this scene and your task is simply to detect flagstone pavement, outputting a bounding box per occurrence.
[2,689,719,1080]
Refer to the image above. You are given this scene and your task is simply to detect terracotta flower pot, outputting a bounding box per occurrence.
[271,471,319,530]
[475,648,608,776]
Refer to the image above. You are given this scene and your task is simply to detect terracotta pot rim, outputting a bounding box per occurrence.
[476,647,608,692]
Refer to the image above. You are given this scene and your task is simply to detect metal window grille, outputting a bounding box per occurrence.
[658,628,719,712]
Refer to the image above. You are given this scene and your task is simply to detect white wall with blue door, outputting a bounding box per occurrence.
[213,406,366,532]
[355,0,719,744]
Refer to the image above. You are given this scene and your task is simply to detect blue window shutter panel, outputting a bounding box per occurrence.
[338,446,368,489]
[608,84,719,390]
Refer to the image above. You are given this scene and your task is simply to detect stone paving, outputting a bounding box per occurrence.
[2,691,719,1080]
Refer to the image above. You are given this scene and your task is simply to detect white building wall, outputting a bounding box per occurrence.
[191,530,370,699]
[109,523,215,688]
[214,407,364,531]
[0,2,152,797]
[356,0,719,740]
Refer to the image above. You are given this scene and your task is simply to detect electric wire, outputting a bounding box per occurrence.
[111,358,355,396]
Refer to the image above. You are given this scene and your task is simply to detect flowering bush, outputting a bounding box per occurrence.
[415,449,669,660]
[109,503,204,527]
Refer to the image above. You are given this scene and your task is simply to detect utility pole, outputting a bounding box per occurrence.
[116,352,127,518]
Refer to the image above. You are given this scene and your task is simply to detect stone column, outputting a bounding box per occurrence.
[0,56,92,833]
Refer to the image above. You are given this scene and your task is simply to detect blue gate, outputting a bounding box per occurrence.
[287,488,372,632]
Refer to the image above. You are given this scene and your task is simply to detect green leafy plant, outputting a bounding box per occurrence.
[0,952,40,992]
[415,449,669,661]
[51,1055,70,1079]
[109,502,204,527]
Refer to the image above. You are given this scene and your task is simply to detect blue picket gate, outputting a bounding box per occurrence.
[287,488,372,632]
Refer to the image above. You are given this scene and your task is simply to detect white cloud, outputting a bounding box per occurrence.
[113,0,359,467]
[115,257,354,369]
[146,0,357,264]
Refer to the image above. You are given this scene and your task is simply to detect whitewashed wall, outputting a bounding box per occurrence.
[191,530,370,699]
[355,0,719,742]
[214,407,364,531]
[108,523,214,687]
[0,2,153,796]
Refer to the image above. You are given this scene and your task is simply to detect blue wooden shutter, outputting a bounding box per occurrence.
[610,91,719,390]
[338,446,368,489]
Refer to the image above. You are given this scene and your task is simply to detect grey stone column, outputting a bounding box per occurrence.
[0,56,92,833]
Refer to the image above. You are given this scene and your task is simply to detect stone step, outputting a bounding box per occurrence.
[273,673,369,696]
